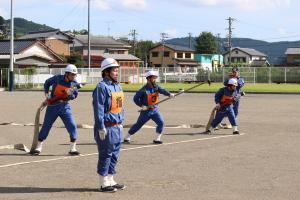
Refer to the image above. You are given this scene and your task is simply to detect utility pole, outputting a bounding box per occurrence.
[226,17,234,68]
[106,20,114,37]
[188,32,192,49]
[160,32,169,68]
[217,33,221,68]
[129,29,138,56]
[9,0,14,91]
[88,0,91,75]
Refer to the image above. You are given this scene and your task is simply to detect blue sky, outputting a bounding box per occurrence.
[0,0,299,42]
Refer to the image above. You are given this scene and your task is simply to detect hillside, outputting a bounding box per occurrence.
[166,37,300,65]
[1,16,54,37]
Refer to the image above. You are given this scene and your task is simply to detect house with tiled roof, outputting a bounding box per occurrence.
[0,39,64,68]
[19,29,73,56]
[223,47,269,67]
[73,35,141,68]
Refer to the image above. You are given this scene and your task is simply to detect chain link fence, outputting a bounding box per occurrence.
[0,66,299,88]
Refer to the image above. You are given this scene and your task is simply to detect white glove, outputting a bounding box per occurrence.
[99,129,107,141]
[141,105,148,111]
[169,93,175,98]
[215,103,221,110]
[45,93,50,99]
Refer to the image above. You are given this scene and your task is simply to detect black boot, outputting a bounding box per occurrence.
[99,186,117,193]
[112,183,126,190]
[153,140,163,144]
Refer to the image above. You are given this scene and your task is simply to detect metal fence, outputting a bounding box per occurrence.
[1,66,299,88]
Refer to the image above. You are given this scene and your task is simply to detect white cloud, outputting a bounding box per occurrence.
[163,29,178,38]
[175,0,291,11]
[121,0,148,10]
[277,27,287,35]
[93,0,111,10]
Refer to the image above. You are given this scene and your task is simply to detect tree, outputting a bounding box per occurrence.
[135,40,156,62]
[71,29,88,35]
[0,16,7,39]
[62,52,85,67]
[195,32,218,54]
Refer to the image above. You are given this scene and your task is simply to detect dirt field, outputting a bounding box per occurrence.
[0,91,299,200]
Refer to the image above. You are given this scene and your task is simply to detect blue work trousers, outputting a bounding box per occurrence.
[211,106,237,128]
[128,109,164,135]
[38,103,77,142]
[94,125,122,176]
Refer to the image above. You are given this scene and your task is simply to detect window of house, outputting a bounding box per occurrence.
[242,57,246,63]
[185,53,191,58]
[177,52,183,58]
[235,50,238,54]
[152,52,158,57]
[164,51,170,57]
[154,64,161,67]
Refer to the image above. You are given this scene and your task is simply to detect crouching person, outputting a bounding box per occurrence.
[123,70,174,144]
[208,78,240,135]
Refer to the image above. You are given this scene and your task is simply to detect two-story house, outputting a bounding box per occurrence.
[223,47,269,67]
[72,35,141,68]
[19,29,73,56]
[285,48,300,66]
[149,43,199,73]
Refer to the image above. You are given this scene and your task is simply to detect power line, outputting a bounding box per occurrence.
[54,0,82,28]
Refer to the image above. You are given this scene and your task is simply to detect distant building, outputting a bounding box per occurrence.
[72,35,141,68]
[19,29,73,56]
[0,39,63,68]
[223,47,269,67]
[149,43,199,68]
[194,54,223,71]
[285,48,300,66]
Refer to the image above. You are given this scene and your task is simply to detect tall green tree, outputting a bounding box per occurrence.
[135,40,156,62]
[195,32,218,54]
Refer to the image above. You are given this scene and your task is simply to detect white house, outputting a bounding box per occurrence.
[223,47,269,67]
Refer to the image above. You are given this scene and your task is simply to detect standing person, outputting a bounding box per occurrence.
[208,78,240,135]
[92,58,125,193]
[123,70,174,144]
[30,64,80,156]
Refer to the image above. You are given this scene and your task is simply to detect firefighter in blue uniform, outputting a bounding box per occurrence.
[92,58,125,193]
[208,78,240,135]
[31,64,80,155]
[123,70,174,144]
[224,67,245,117]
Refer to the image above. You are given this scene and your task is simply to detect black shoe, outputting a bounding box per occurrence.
[99,186,117,193]
[112,183,126,190]
[233,131,240,135]
[30,149,41,156]
[69,150,80,156]
[123,139,130,144]
[153,140,163,144]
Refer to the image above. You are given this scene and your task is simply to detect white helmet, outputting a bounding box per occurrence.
[101,58,119,71]
[65,64,78,74]
[145,70,159,78]
[228,78,238,86]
